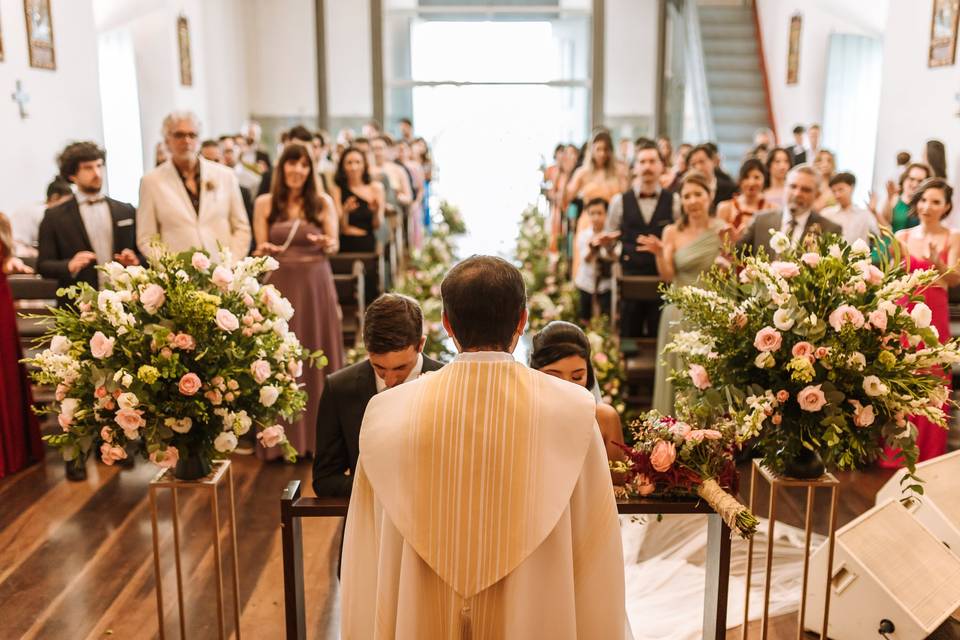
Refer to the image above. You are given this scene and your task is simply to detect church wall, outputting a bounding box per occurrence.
[602,0,659,139]
[0,0,103,213]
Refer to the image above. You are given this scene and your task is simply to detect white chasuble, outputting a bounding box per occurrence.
[340,351,628,639]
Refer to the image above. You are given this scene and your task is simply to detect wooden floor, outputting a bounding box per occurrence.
[0,439,944,640]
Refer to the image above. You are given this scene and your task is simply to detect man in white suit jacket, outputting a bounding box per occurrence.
[137,111,251,262]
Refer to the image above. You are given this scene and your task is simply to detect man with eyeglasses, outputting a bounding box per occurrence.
[136,111,251,263]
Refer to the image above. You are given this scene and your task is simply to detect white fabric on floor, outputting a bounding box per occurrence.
[622,514,822,640]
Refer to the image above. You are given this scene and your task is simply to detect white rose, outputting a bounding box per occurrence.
[61,398,79,420]
[139,284,167,314]
[117,392,139,410]
[773,308,795,331]
[828,244,843,259]
[770,231,791,254]
[910,302,932,329]
[164,417,193,434]
[754,352,774,369]
[50,335,71,354]
[259,385,280,407]
[215,309,240,332]
[846,352,866,371]
[121,373,133,387]
[214,431,238,453]
[863,375,889,397]
[212,265,234,289]
[250,359,272,384]
[850,238,870,255]
[263,256,279,272]
[273,318,289,337]
[227,410,252,436]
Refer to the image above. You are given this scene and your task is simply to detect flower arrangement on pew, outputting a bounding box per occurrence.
[437,199,466,235]
[27,249,324,478]
[613,411,759,538]
[664,233,960,483]
[585,315,629,419]
[514,204,578,332]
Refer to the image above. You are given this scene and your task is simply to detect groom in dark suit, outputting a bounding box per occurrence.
[38,141,142,309]
[737,164,842,256]
[313,294,443,497]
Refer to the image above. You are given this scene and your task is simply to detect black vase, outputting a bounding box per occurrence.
[782,448,825,479]
[173,451,212,481]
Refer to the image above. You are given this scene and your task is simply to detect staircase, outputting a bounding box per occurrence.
[697,2,771,173]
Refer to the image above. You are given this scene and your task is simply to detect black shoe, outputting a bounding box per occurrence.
[65,460,88,482]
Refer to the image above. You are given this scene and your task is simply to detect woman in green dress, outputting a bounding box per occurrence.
[637,171,727,415]
[873,162,932,262]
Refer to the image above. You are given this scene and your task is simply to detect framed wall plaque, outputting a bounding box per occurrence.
[786,14,802,85]
[24,0,55,70]
[177,14,193,86]
[929,0,960,67]
[1,12,5,62]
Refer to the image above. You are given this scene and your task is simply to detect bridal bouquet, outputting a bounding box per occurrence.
[27,248,324,477]
[614,411,759,538]
[664,233,960,482]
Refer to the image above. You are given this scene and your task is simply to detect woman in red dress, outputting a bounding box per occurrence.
[0,212,43,479]
[882,178,959,467]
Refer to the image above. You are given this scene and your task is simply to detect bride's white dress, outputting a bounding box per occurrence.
[622,514,821,640]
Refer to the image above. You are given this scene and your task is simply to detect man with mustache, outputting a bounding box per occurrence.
[603,139,680,337]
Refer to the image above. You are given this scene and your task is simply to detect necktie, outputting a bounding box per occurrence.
[786,218,798,245]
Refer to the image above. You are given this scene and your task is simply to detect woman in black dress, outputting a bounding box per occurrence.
[332,146,384,254]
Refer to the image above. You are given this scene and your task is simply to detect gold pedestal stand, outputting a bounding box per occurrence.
[741,459,840,640]
[149,459,241,639]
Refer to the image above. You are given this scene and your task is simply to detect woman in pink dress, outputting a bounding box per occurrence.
[253,143,344,460]
[883,177,959,467]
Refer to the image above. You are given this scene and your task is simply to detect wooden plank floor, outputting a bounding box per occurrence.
[0,438,940,640]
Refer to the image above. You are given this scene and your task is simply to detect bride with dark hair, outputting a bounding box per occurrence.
[529,320,625,463]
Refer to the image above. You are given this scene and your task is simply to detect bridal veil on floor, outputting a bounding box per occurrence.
[622,514,822,640]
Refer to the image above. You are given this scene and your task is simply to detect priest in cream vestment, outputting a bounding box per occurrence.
[341,256,628,639]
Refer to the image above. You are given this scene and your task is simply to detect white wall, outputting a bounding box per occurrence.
[325,0,371,120]
[603,0,659,125]
[0,0,103,212]
[756,0,885,144]
[874,0,960,201]
[246,0,317,118]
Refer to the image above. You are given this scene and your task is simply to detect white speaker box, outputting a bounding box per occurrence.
[876,449,960,557]
[804,499,960,639]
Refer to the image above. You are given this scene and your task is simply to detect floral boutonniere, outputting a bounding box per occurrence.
[203,180,216,192]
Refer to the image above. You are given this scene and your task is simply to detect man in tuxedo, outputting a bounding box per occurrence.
[340,256,627,638]
[604,140,680,337]
[789,125,808,166]
[312,294,442,497]
[736,164,842,256]
[687,144,736,209]
[37,141,141,481]
[136,111,251,263]
[38,141,141,306]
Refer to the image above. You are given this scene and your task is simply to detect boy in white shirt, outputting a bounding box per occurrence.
[821,172,880,245]
[575,197,619,321]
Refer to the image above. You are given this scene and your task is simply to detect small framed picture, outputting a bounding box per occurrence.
[929,0,960,67]
[177,15,193,86]
[786,14,802,85]
[23,0,55,70]
[1,13,5,62]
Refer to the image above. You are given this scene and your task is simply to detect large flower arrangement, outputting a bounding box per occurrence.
[664,233,960,481]
[514,205,578,332]
[27,249,323,474]
[613,411,759,537]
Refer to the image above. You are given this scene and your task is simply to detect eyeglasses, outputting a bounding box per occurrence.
[170,131,199,140]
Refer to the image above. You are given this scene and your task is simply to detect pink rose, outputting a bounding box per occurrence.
[242,294,255,307]
[95,386,108,399]
[668,421,692,438]
[800,252,821,267]
[139,284,166,313]
[814,346,831,359]
[58,398,79,431]
[250,359,272,384]
[89,331,116,359]
[771,261,801,278]
[854,281,867,294]
[791,341,815,360]
[173,333,196,350]
[150,446,180,469]
[191,252,211,271]
[771,413,783,425]
[594,352,609,366]
[848,399,876,427]
[776,389,790,403]
[753,327,783,352]
[689,364,711,390]
[257,424,286,448]
[100,443,127,465]
[212,265,234,289]
[100,426,113,442]
[205,389,223,406]
[215,309,240,332]
[828,305,865,332]
[797,384,828,412]
[633,474,656,497]
[731,312,748,329]
[160,347,173,358]
[861,264,883,285]
[115,407,146,434]
[868,309,888,332]
[700,429,722,440]
[649,440,677,472]
[178,372,202,396]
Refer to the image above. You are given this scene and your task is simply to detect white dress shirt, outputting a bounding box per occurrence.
[780,209,811,247]
[821,204,880,244]
[77,191,113,285]
[375,353,424,393]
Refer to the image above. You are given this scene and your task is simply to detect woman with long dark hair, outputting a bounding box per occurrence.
[717,158,768,239]
[252,144,344,460]
[529,321,625,463]
[332,146,385,254]
[763,146,791,207]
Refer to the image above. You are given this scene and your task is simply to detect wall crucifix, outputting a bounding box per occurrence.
[11,80,30,119]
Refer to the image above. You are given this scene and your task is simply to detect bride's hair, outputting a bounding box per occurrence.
[529,321,596,390]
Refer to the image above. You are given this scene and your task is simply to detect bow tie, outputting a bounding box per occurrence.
[637,192,658,199]
[81,196,105,205]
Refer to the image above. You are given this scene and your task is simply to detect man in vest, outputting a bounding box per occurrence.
[604,139,679,337]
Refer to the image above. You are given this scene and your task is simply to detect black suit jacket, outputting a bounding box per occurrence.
[735,209,843,257]
[312,355,444,497]
[37,196,141,306]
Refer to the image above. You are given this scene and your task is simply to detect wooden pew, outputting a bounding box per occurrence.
[332,260,365,348]
[610,264,663,408]
[329,251,384,304]
[9,275,59,404]
[279,480,731,640]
